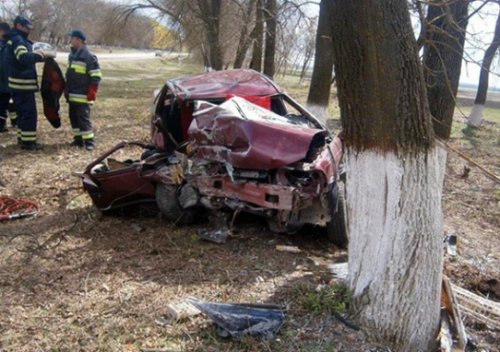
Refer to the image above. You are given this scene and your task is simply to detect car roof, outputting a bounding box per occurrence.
[167,69,283,101]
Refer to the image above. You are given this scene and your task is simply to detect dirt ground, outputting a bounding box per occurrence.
[0,59,498,351]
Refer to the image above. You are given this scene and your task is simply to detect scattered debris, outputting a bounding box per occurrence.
[446,235,458,257]
[440,276,467,352]
[197,228,229,244]
[154,316,171,327]
[452,283,500,330]
[165,299,201,321]
[197,214,231,244]
[476,278,500,300]
[140,347,181,352]
[461,164,471,178]
[329,263,499,336]
[327,262,348,281]
[0,195,39,221]
[188,298,286,339]
[276,245,302,253]
[130,223,144,234]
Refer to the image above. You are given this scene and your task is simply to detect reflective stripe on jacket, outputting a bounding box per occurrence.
[66,45,101,104]
[6,29,43,92]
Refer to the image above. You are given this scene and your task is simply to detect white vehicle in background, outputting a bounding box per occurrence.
[33,42,57,58]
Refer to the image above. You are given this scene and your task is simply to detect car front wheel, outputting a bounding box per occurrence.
[326,182,348,248]
[156,183,197,225]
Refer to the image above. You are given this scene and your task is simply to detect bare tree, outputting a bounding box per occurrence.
[263,0,276,77]
[233,0,257,68]
[249,0,264,71]
[306,0,334,122]
[331,0,445,350]
[298,19,315,83]
[468,2,500,127]
[197,0,223,69]
[423,0,469,139]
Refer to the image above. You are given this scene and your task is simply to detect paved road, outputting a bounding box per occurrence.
[55,51,183,62]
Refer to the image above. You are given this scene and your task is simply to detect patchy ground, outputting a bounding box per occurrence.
[0,58,498,351]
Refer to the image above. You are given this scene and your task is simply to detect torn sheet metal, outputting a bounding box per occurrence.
[196,175,298,210]
[168,69,283,101]
[80,142,158,211]
[189,97,327,170]
[189,299,286,339]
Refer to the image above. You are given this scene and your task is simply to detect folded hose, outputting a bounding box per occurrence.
[0,195,39,221]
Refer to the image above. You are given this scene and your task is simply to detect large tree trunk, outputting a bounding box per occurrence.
[198,0,223,70]
[249,0,264,71]
[423,0,469,139]
[468,6,500,127]
[233,0,257,69]
[306,0,335,122]
[263,0,277,78]
[331,1,444,351]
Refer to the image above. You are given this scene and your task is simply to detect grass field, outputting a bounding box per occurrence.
[0,57,498,351]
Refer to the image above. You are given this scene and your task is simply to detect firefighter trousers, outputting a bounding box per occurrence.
[0,92,9,131]
[69,103,94,146]
[12,91,38,146]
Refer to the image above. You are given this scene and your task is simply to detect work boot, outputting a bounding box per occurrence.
[21,143,43,151]
[70,137,83,147]
[84,140,95,151]
[0,126,7,133]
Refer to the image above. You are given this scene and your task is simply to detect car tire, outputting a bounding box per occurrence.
[326,182,348,248]
[156,184,196,225]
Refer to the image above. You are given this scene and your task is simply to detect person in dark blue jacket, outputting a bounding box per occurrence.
[0,22,11,133]
[7,15,54,150]
[66,29,101,150]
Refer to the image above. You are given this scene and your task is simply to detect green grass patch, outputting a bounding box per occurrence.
[291,282,352,315]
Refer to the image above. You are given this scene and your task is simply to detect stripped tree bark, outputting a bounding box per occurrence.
[306,0,335,122]
[423,0,469,139]
[468,4,500,127]
[331,0,446,350]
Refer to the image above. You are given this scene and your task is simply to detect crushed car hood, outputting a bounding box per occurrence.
[169,69,282,101]
[189,97,327,170]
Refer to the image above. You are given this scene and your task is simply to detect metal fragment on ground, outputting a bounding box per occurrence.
[275,245,302,253]
[188,298,286,339]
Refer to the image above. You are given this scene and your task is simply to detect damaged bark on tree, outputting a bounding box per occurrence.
[468,4,500,127]
[331,1,445,351]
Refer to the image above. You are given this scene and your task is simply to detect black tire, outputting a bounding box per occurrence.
[156,184,196,225]
[326,182,348,248]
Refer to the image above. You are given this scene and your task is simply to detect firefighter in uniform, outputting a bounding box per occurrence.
[0,22,11,133]
[66,30,101,150]
[7,15,54,150]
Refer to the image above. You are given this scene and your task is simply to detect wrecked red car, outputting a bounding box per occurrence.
[81,69,347,246]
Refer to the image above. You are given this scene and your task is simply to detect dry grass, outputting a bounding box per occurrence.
[0,57,498,351]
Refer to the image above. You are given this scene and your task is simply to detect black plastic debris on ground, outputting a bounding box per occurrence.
[188,299,286,339]
[197,214,231,244]
[197,228,229,244]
